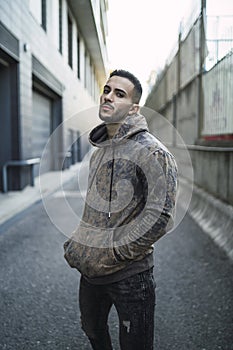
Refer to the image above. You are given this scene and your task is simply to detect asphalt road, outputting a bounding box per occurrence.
[0,179,232,350]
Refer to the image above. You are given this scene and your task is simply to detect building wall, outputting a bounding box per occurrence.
[0,0,108,191]
[173,146,233,206]
[144,8,233,206]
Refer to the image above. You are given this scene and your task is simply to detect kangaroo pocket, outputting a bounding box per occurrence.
[63,224,127,278]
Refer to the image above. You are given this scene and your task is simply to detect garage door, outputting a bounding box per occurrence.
[32,91,52,175]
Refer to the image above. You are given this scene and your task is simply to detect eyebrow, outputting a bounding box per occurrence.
[104,85,127,96]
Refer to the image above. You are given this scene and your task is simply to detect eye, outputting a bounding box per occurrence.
[103,87,110,94]
[116,92,125,98]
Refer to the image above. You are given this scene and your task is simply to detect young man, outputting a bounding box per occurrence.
[64,69,177,350]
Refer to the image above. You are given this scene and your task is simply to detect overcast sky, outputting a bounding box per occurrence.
[106,0,233,103]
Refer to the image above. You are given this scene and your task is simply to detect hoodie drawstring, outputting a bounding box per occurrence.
[108,147,115,218]
[87,147,114,219]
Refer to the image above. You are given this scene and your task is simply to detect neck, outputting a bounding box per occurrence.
[106,123,121,139]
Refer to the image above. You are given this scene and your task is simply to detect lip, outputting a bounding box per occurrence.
[101,103,114,111]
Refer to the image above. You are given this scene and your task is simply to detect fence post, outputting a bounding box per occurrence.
[172,94,177,147]
[197,0,207,141]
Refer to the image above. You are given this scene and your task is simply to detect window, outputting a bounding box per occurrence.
[84,51,93,95]
[41,0,46,30]
[77,35,80,79]
[100,6,106,45]
[84,49,87,89]
[68,14,73,68]
[29,0,47,31]
[59,0,62,53]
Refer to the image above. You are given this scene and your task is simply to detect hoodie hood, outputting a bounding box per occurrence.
[89,113,149,147]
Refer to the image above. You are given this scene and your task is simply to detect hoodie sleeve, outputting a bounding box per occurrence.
[113,148,178,261]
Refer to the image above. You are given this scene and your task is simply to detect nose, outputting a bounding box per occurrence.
[104,91,113,102]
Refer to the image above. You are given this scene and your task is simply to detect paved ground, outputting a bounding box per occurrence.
[0,178,232,350]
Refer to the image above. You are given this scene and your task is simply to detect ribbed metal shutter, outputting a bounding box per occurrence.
[32,91,52,175]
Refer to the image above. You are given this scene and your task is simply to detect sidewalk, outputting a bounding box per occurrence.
[0,163,81,226]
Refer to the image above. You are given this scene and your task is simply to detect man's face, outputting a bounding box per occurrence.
[99,75,136,123]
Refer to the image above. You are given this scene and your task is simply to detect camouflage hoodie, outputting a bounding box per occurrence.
[64,113,177,281]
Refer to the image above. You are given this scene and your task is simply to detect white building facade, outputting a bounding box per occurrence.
[0,0,108,191]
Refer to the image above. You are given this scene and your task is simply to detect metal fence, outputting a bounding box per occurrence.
[205,15,233,71]
[202,50,233,137]
[145,6,233,140]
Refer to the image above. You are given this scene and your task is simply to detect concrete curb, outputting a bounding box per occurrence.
[180,178,233,260]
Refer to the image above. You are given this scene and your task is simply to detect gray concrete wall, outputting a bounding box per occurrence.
[144,7,233,258]
[153,142,233,206]
[176,80,199,145]
[189,148,233,205]
[162,144,233,206]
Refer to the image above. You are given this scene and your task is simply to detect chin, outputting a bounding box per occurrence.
[99,114,111,122]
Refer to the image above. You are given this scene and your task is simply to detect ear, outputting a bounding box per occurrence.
[128,103,140,115]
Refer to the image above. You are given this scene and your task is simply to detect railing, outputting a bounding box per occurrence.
[2,158,41,193]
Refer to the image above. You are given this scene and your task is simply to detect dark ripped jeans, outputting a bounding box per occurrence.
[79,268,156,350]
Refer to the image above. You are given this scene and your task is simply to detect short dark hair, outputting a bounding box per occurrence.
[109,69,142,103]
